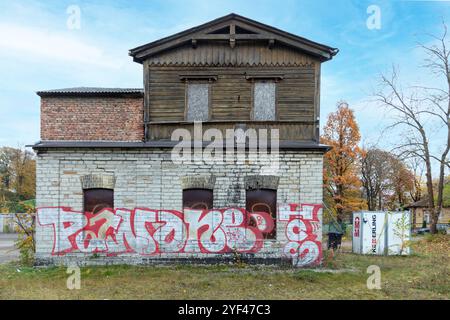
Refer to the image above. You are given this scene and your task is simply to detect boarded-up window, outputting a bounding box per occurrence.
[253,81,276,120]
[183,188,213,210]
[186,83,209,121]
[246,189,277,239]
[83,188,114,214]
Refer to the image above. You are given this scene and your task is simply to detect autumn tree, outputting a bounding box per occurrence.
[388,157,415,209]
[321,101,365,222]
[361,148,415,211]
[0,147,36,212]
[408,158,425,204]
[361,148,393,210]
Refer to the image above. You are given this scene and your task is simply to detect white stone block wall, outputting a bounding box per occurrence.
[35,148,324,266]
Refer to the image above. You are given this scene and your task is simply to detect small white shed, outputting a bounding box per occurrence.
[352,211,411,255]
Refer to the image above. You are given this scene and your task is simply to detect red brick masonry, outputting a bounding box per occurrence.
[41,97,144,141]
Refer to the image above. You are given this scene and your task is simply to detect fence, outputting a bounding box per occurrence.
[0,214,19,233]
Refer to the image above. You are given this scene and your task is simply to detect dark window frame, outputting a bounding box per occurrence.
[182,188,214,210]
[83,188,114,215]
[246,188,277,239]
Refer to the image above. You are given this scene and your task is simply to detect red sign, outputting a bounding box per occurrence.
[354,216,360,237]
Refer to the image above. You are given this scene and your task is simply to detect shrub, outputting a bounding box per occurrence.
[13,204,35,266]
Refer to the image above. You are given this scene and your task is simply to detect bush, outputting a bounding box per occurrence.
[13,205,35,266]
[425,233,448,241]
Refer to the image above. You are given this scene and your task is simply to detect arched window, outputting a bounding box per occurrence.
[183,188,213,210]
[246,188,277,239]
[83,188,114,214]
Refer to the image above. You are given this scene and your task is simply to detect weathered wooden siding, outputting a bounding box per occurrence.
[147,121,316,141]
[211,71,252,120]
[148,68,186,121]
[145,41,317,67]
[276,68,316,122]
[144,41,321,142]
[147,66,317,121]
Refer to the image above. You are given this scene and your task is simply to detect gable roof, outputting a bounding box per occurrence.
[405,198,431,209]
[129,13,338,64]
[405,196,450,209]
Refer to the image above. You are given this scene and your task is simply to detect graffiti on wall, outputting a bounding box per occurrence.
[37,203,322,266]
[279,204,322,267]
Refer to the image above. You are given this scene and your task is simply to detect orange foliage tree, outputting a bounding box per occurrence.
[321,101,366,221]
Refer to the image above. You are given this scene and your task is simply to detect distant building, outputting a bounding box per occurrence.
[405,198,450,228]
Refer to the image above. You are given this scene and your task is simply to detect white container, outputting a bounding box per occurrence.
[352,211,411,255]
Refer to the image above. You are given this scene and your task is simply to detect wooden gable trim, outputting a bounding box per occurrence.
[129,13,338,63]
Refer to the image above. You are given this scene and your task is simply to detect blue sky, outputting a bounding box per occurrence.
[0,0,449,168]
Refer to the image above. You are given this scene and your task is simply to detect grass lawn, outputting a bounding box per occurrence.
[0,235,448,300]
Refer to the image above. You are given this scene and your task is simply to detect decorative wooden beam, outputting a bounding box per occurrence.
[245,73,284,81]
[179,74,218,81]
[229,23,236,48]
[192,34,271,40]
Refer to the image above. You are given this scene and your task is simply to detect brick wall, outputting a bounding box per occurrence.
[35,148,324,267]
[40,97,144,141]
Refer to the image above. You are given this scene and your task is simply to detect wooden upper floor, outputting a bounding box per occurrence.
[130,13,338,143]
[34,14,337,149]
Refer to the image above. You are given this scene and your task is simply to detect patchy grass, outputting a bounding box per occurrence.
[0,235,448,300]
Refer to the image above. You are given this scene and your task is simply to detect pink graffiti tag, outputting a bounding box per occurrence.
[37,207,274,256]
[279,203,322,266]
[37,204,322,266]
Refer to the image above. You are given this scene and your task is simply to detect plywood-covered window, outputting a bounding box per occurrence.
[186,83,210,121]
[246,189,277,239]
[83,188,114,214]
[253,81,276,121]
[183,188,213,210]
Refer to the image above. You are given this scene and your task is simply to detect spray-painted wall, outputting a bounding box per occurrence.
[35,149,324,266]
[36,203,322,266]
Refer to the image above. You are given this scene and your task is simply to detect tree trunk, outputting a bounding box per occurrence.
[336,184,344,221]
[424,152,437,233]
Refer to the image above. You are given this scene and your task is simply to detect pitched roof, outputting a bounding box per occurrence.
[405,196,450,209]
[36,87,144,97]
[129,13,338,63]
[405,198,430,208]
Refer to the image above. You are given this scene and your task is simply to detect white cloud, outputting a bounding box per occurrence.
[0,23,122,69]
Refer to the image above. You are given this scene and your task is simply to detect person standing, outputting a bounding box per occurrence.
[327,218,347,250]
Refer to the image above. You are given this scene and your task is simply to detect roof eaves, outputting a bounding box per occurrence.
[36,88,144,97]
[28,140,331,152]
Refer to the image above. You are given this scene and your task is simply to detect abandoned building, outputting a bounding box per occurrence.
[405,197,450,229]
[31,13,338,266]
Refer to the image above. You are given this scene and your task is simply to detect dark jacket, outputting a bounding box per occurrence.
[328,220,346,235]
